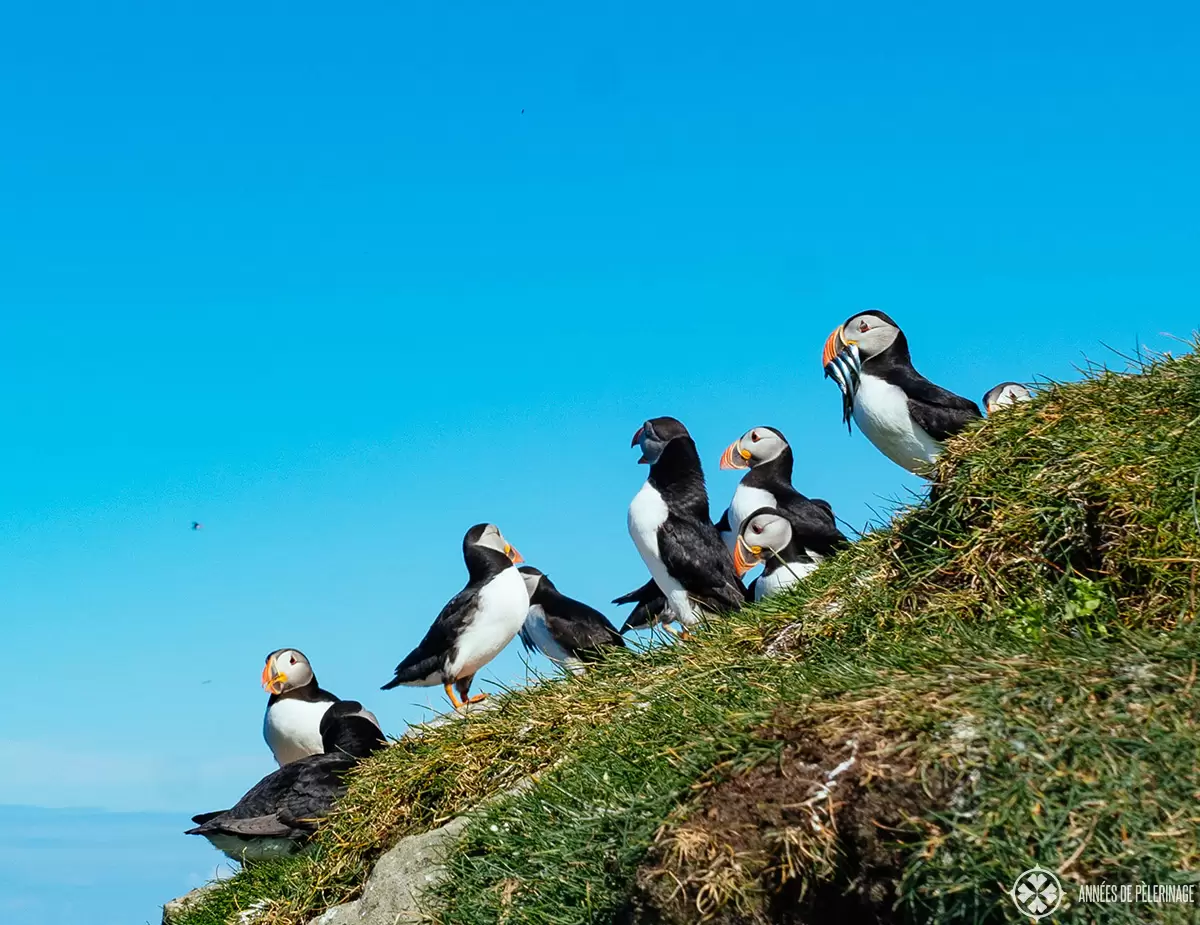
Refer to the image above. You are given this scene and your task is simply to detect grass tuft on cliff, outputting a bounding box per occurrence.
[172,343,1200,925]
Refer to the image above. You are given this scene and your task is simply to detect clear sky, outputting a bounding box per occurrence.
[1,0,1197,920]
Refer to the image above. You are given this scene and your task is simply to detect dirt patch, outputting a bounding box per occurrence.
[628,715,953,925]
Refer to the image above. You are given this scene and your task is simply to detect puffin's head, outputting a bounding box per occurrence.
[822,312,903,427]
[261,648,314,696]
[631,416,690,465]
[518,565,546,597]
[823,311,902,367]
[719,426,789,471]
[733,508,793,576]
[983,381,1032,414]
[465,523,524,563]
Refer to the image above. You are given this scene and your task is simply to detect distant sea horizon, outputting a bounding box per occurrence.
[0,804,232,925]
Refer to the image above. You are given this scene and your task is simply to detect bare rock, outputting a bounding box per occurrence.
[162,882,223,923]
[309,816,469,924]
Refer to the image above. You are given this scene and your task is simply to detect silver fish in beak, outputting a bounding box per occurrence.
[822,328,862,432]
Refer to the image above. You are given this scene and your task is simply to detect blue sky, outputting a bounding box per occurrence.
[0,0,1197,920]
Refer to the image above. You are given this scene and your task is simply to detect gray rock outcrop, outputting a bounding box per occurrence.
[308,816,468,924]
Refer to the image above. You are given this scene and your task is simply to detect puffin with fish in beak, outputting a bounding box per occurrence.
[381,523,528,710]
[822,311,981,474]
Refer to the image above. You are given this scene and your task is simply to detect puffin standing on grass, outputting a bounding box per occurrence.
[381,524,528,710]
[733,508,819,601]
[623,417,744,633]
[983,381,1033,413]
[518,566,625,673]
[261,649,341,766]
[187,701,385,862]
[717,426,849,560]
[822,312,981,474]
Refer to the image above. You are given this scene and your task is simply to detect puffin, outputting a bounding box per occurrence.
[517,566,625,673]
[822,311,981,474]
[626,416,744,632]
[983,381,1033,414]
[262,648,341,767]
[717,425,849,559]
[612,578,671,634]
[733,507,820,600]
[187,701,385,863]
[381,523,528,710]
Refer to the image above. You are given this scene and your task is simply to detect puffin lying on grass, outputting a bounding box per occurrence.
[187,701,385,862]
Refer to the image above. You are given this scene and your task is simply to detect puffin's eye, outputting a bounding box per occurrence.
[858,320,870,333]
[750,432,760,443]
[752,523,763,534]
[289,656,297,665]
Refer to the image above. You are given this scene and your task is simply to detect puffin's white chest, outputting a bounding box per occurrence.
[449,566,530,680]
[724,484,777,552]
[628,481,696,625]
[852,374,942,473]
[755,560,818,600]
[263,698,333,766]
[521,604,585,674]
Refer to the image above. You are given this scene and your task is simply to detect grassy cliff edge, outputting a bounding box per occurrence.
[173,345,1200,925]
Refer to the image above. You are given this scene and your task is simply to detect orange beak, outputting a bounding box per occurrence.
[822,326,846,368]
[261,660,287,694]
[733,537,761,577]
[719,440,752,470]
[504,543,524,564]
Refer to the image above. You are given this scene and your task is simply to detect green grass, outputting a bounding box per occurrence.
[172,345,1200,925]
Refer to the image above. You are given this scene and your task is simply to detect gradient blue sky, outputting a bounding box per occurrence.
[1,0,1197,920]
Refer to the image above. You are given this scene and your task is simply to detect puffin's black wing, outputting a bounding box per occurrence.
[658,516,744,613]
[381,585,479,689]
[775,494,849,558]
[889,369,982,440]
[186,754,350,838]
[187,761,308,834]
[613,578,669,633]
[613,579,659,606]
[541,588,625,658]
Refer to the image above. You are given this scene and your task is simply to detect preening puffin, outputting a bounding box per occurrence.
[381,523,528,710]
[626,417,744,631]
[717,425,849,558]
[261,649,340,766]
[733,507,818,600]
[983,381,1033,414]
[187,701,385,862]
[518,566,625,673]
[822,311,981,474]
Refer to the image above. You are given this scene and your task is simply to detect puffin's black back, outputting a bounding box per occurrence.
[646,428,710,523]
[530,573,626,655]
[644,419,744,614]
[320,701,387,758]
